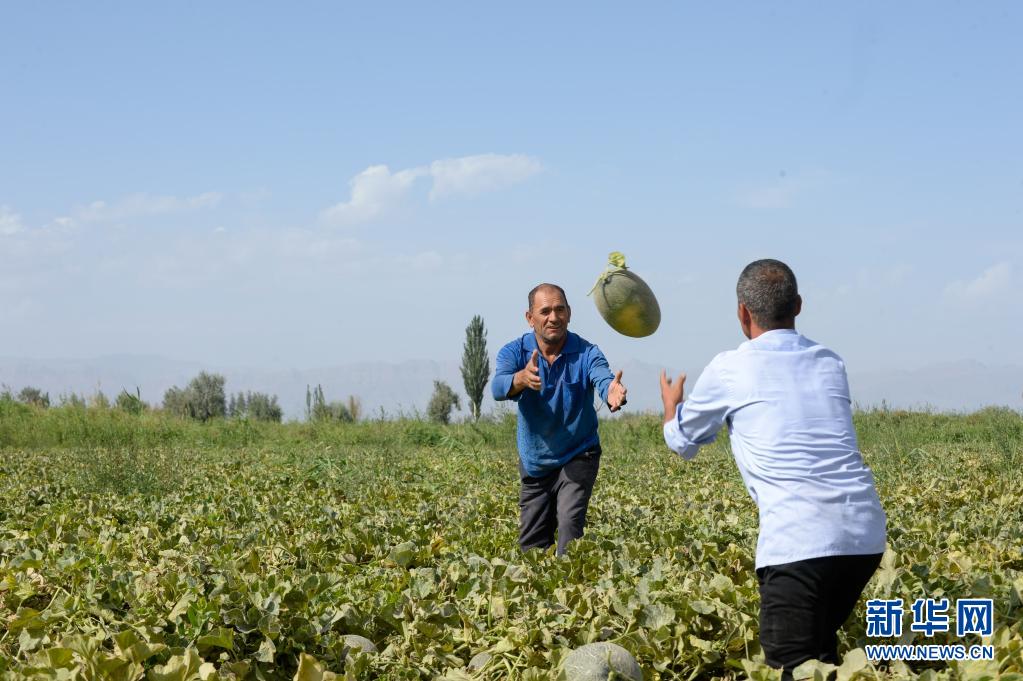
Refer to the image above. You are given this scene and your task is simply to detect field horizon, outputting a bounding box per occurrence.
[2,354,1021,422]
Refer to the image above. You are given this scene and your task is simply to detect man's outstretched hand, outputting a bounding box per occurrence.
[511,350,542,395]
[608,370,628,412]
[660,370,686,423]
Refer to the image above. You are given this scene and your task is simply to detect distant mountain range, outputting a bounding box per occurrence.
[1,355,1020,420]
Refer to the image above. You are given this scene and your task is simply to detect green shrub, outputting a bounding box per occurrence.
[306,384,358,423]
[115,388,148,415]
[17,386,50,408]
[230,391,283,422]
[58,392,87,409]
[427,380,461,425]
[163,372,226,421]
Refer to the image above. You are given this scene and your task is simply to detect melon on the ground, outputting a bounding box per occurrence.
[590,252,661,338]
[560,642,642,680]
[342,635,377,654]
[467,651,492,671]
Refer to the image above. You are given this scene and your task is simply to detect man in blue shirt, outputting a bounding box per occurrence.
[493,283,628,555]
[660,259,886,674]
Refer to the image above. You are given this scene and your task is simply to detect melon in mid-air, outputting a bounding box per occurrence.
[589,252,661,338]
[560,642,642,681]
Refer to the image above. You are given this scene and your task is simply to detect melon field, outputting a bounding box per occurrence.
[2,402,1022,680]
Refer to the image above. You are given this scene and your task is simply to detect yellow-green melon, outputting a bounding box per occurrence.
[560,642,642,680]
[342,635,377,653]
[590,253,660,338]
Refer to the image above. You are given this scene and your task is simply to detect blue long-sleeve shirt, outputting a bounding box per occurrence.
[492,331,615,477]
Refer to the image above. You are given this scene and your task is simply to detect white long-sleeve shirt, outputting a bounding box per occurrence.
[663,329,887,569]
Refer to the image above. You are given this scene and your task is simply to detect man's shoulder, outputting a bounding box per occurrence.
[798,335,847,364]
[499,333,534,353]
[736,332,847,366]
[566,332,607,360]
[566,331,592,351]
[707,348,741,368]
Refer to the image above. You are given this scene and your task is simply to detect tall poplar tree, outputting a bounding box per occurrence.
[460,315,489,422]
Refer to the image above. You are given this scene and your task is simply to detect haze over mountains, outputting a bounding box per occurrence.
[1,355,1020,420]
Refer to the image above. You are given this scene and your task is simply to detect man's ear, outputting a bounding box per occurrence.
[737,303,753,338]
[525,309,533,327]
[793,295,803,318]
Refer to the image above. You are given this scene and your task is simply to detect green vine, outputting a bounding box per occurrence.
[588,251,628,296]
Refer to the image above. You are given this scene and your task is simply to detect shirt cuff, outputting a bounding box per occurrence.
[492,373,520,402]
[662,405,699,460]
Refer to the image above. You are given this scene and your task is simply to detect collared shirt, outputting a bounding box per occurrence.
[663,329,887,568]
[493,331,615,477]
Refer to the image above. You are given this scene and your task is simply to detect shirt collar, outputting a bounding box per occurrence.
[524,331,582,354]
[743,328,799,348]
[755,328,799,339]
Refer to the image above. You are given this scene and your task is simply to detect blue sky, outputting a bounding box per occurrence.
[2,3,1020,379]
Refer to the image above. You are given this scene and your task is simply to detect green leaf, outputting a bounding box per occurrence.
[127,641,168,665]
[149,647,202,681]
[41,647,75,668]
[491,637,517,654]
[18,627,45,654]
[690,600,715,615]
[293,653,337,681]
[835,648,868,681]
[639,603,675,630]
[387,541,417,568]
[196,627,235,651]
[168,592,197,623]
[8,607,43,633]
[13,548,44,569]
[792,659,837,681]
[255,637,276,663]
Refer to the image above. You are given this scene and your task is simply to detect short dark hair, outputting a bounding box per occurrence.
[736,259,799,328]
[528,283,568,310]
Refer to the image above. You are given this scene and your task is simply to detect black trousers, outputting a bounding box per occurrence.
[518,446,601,556]
[757,553,883,672]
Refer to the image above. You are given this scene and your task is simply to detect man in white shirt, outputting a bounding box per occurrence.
[660,259,887,673]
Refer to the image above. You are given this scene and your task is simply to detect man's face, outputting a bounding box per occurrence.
[527,288,571,345]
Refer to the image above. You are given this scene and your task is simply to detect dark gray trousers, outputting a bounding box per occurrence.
[518,446,601,556]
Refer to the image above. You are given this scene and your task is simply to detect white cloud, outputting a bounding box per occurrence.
[320,165,426,226]
[428,153,542,200]
[944,262,1012,304]
[0,206,24,236]
[321,153,542,226]
[76,191,222,222]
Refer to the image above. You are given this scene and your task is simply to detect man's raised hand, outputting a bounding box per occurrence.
[660,370,686,423]
[513,349,543,393]
[607,369,628,412]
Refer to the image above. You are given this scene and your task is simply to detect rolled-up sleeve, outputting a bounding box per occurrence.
[492,342,522,402]
[586,346,615,404]
[663,359,731,460]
